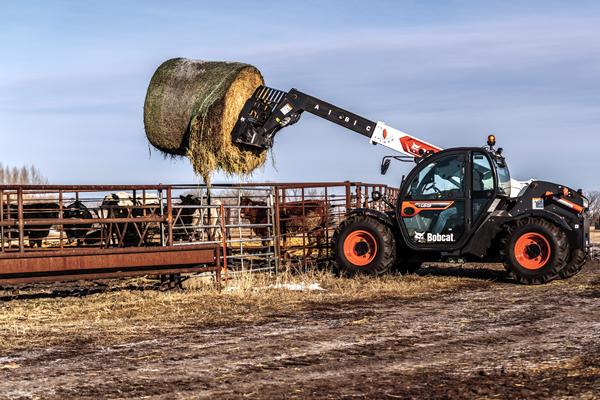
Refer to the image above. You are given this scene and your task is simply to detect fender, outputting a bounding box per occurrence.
[346,208,398,230]
[512,209,580,249]
[463,209,580,259]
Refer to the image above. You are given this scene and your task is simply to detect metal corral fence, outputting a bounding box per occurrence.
[0,182,398,282]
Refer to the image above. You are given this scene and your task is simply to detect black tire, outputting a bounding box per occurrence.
[332,215,396,276]
[559,248,587,279]
[501,218,569,284]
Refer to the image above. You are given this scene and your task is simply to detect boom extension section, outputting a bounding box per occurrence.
[231,86,441,158]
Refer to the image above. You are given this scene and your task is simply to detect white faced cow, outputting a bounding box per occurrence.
[173,193,225,243]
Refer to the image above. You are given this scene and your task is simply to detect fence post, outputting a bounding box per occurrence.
[345,181,351,213]
[59,190,64,249]
[158,189,165,246]
[166,186,173,246]
[301,187,306,269]
[273,186,281,274]
[220,202,228,280]
[17,187,24,253]
[324,186,330,260]
[0,190,4,252]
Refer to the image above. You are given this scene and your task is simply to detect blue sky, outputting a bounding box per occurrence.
[1,1,599,189]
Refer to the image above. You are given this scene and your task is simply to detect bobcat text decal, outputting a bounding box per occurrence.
[414,232,455,243]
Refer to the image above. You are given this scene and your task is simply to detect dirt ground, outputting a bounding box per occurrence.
[0,262,599,400]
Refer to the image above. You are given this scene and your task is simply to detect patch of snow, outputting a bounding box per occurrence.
[223,282,326,292]
[267,282,325,291]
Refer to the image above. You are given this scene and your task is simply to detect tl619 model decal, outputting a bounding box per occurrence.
[401,201,455,217]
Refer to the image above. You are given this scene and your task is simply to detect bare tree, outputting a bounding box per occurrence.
[585,190,600,223]
[0,164,47,185]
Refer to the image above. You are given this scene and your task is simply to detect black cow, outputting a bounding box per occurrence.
[2,202,60,247]
[63,200,95,244]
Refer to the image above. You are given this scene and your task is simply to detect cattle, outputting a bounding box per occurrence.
[239,196,334,258]
[172,194,225,242]
[172,194,201,242]
[62,200,95,244]
[99,192,161,246]
[99,192,160,218]
[1,202,60,247]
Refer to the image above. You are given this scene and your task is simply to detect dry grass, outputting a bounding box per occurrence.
[0,270,469,353]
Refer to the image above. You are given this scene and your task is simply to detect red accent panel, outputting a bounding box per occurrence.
[400,201,454,217]
[399,136,441,157]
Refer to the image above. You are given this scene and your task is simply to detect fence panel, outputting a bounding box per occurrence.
[0,182,399,278]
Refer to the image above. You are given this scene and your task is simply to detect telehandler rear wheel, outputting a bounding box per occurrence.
[501,218,569,284]
[332,215,396,276]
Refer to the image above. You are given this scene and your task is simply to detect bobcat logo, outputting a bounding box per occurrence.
[413,231,426,243]
[414,231,455,243]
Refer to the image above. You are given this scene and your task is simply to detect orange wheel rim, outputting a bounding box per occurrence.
[343,230,377,266]
[514,232,551,270]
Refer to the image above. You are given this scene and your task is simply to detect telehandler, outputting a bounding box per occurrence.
[232,86,590,284]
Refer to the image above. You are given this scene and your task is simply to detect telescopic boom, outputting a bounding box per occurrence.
[231,86,441,158]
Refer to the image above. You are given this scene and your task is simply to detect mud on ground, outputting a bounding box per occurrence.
[0,262,599,399]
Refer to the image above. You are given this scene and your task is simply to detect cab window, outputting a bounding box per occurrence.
[495,159,511,196]
[472,153,494,191]
[472,152,495,221]
[407,154,465,199]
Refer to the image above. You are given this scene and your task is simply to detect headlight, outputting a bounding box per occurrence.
[583,197,589,209]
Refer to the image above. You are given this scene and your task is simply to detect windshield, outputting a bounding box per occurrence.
[494,158,511,196]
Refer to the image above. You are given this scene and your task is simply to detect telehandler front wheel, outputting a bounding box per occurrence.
[501,218,569,284]
[332,215,396,276]
[559,248,587,279]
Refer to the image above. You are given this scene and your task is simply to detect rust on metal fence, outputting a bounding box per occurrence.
[0,182,398,283]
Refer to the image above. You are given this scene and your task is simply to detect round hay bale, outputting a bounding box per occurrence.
[144,58,267,183]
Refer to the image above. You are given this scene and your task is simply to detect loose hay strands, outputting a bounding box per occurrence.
[144,58,267,184]
[0,270,472,352]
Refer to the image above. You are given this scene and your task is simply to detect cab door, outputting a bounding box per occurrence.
[398,152,467,249]
[471,151,497,226]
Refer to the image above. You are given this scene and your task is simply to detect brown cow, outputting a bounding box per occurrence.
[239,196,334,258]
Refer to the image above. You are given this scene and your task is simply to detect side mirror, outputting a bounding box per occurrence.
[380,158,391,175]
[371,191,382,202]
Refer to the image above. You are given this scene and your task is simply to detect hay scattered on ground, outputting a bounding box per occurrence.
[144,58,266,184]
[0,270,468,352]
